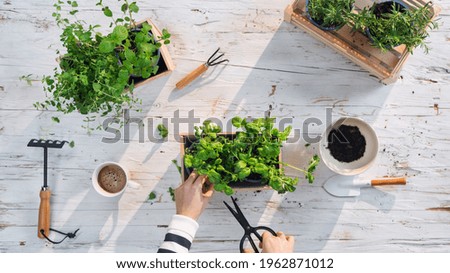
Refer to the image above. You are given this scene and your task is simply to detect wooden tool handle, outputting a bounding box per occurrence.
[371,177,406,186]
[176,64,208,89]
[38,189,51,238]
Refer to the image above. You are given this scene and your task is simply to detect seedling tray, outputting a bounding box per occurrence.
[284,0,440,84]
[179,133,283,191]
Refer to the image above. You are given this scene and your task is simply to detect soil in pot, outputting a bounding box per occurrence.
[98,165,127,194]
[327,124,366,163]
[372,1,406,18]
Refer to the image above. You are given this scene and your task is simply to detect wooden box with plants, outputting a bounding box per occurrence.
[179,117,320,195]
[36,0,174,129]
[284,0,440,84]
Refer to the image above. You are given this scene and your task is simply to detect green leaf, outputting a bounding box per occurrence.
[244,158,255,166]
[118,68,129,81]
[207,169,221,183]
[232,116,242,128]
[51,117,60,123]
[238,168,251,180]
[99,39,115,53]
[236,160,247,170]
[171,159,181,174]
[157,124,168,138]
[103,7,113,17]
[141,22,152,33]
[92,83,101,92]
[168,187,175,201]
[162,29,171,39]
[69,141,75,148]
[124,48,136,62]
[306,173,314,184]
[129,2,139,13]
[224,186,234,196]
[148,191,157,200]
[184,154,193,167]
[113,25,128,41]
[254,163,268,174]
[214,183,225,192]
[121,3,128,12]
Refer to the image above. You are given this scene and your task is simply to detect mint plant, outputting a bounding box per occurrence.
[36,0,171,129]
[183,117,320,195]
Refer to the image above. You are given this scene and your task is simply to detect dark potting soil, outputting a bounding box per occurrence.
[372,1,406,18]
[327,125,366,163]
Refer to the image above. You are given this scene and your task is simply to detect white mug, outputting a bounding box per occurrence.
[92,162,129,197]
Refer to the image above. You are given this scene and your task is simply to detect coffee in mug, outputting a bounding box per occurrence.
[92,162,129,197]
[98,164,127,193]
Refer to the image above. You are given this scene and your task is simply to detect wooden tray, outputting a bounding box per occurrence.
[284,0,440,84]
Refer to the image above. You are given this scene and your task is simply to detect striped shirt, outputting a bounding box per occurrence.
[157,215,199,253]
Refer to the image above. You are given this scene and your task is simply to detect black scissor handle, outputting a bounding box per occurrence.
[239,226,278,253]
[254,226,277,239]
[239,234,260,253]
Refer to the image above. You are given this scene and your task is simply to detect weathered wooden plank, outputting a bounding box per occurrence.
[1,0,450,253]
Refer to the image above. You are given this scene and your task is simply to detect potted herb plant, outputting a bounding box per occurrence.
[350,1,438,52]
[36,0,171,129]
[305,0,355,31]
[182,117,320,195]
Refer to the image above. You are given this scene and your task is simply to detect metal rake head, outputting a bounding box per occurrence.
[206,47,229,66]
[27,139,68,149]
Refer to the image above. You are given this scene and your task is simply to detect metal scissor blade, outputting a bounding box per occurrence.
[223,200,239,219]
[223,197,251,230]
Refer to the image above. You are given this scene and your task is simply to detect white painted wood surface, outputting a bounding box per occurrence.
[0,0,449,253]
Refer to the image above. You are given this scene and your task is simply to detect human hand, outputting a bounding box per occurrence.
[175,172,214,221]
[243,231,295,253]
[261,231,294,253]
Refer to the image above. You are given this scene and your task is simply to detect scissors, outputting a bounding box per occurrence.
[223,197,277,253]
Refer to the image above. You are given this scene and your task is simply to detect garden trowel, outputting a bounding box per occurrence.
[323,175,406,197]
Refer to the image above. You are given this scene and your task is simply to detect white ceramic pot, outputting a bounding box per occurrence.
[319,117,378,176]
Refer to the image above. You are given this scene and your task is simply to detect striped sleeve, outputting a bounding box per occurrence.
[157,215,199,253]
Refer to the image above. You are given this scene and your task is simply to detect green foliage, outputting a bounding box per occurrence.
[307,0,354,28]
[19,74,39,86]
[168,187,175,201]
[184,117,320,195]
[157,124,168,138]
[171,159,182,174]
[350,1,438,53]
[37,0,171,129]
[148,191,157,200]
[69,140,75,148]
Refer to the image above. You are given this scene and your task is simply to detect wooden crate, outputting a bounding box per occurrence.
[284,0,440,84]
[134,18,175,88]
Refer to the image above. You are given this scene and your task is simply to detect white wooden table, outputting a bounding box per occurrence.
[1,0,449,253]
